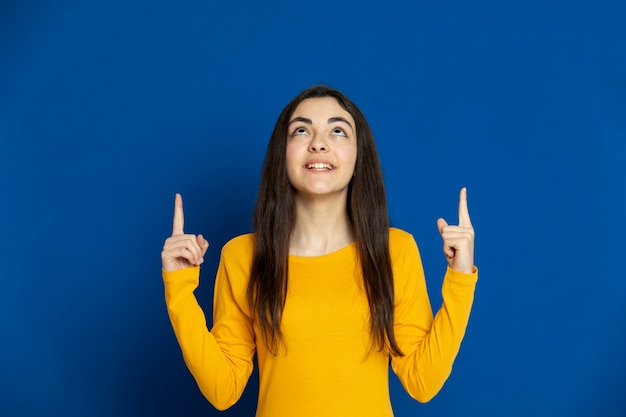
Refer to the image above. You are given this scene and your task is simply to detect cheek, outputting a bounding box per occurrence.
[286,141,296,160]
[285,142,299,181]
[343,146,358,173]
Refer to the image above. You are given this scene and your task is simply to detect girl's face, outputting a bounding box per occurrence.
[285,97,357,200]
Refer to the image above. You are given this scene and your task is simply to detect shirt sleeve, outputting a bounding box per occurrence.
[162,245,256,410]
[389,231,478,403]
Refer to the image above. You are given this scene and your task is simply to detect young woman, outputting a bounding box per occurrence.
[161,85,477,416]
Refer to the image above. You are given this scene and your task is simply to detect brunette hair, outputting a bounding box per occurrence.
[247,85,402,357]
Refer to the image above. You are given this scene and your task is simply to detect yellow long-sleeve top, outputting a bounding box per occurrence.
[163,228,478,416]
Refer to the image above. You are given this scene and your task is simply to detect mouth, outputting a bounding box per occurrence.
[304,163,336,171]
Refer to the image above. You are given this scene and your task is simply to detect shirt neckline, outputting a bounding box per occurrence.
[288,241,357,262]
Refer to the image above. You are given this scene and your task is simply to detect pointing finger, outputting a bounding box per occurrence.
[458,187,473,228]
[172,193,184,236]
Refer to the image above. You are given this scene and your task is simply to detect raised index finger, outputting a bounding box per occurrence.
[458,187,473,227]
[172,193,184,236]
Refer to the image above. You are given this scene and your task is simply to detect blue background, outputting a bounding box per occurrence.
[1,0,625,416]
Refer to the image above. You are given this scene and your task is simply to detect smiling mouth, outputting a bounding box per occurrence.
[305,163,336,170]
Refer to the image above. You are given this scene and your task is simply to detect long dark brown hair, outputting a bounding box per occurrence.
[247,85,403,357]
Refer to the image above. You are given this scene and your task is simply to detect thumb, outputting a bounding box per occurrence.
[437,218,448,235]
[197,234,210,256]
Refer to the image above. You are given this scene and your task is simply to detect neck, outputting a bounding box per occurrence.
[290,193,354,256]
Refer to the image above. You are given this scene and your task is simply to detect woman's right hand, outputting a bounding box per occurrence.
[161,194,210,271]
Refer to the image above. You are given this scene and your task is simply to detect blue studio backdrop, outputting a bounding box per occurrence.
[1,1,625,416]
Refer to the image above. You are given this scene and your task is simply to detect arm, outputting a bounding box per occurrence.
[390,238,477,402]
[161,195,255,410]
[391,188,478,402]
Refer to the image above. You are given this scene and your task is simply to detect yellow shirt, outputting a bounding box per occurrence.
[163,228,478,416]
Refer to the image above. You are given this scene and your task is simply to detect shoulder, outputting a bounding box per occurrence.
[219,234,255,275]
[388,228,423,278]
[216,234,254,290]
[214,235,254,312]
[221,233,255,259]
[389,227,418,253]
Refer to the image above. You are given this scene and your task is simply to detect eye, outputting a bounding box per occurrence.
[332,127,347,137]
[292,127,308,136]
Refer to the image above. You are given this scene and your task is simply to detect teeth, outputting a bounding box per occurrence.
[306,163,333,170]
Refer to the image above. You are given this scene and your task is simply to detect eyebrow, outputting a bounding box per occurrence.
[288,116,354,133]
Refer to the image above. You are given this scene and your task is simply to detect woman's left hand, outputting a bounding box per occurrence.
[437,187,475,274]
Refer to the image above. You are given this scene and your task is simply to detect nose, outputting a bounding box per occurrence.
[308,132,328,153]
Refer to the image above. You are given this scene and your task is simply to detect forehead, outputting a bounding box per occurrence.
[291,97,354,123]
